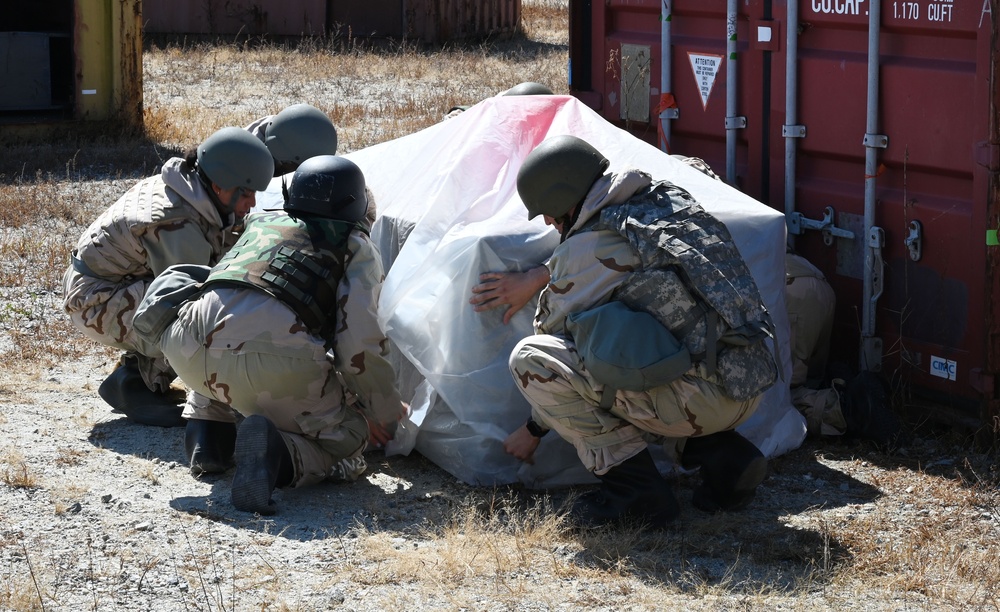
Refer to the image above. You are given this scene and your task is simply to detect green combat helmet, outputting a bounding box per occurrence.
[197,127,274,192]
[516,135,609,220]
[265,104,338,174]
[503,82,554,96]
[284,155,368,223]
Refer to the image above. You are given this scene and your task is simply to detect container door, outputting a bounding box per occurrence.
[569,0,1000,420]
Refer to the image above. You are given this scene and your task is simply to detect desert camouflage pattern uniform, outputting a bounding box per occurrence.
[159,211,402,488]
[785,252,846,436]
[62,157,233,392]
[245,115,273,144]
[510,170,770,475]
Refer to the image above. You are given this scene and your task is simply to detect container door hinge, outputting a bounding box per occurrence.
[787,206,857,245]
[975,141,1000,172]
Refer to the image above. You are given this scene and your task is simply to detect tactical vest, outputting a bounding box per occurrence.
[203,211,364,345]
[583,180,778,401]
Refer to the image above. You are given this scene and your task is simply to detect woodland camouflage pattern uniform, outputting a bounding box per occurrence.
[510,170,776,475]
[159,208,402,488]
[62,157,236,392]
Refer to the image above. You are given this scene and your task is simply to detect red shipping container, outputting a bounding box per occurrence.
[569,0,1000,430]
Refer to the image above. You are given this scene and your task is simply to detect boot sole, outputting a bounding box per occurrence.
[231,417,278,515]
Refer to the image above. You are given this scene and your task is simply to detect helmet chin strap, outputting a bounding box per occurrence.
[199,167,238,226]
[558,203,583,243]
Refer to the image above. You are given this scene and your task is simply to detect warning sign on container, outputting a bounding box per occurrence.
[688,52,724,110]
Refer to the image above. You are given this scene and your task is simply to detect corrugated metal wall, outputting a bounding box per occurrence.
[144,0,521,43]
[143,0,327,37]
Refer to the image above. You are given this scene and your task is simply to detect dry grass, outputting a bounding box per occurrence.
[2,1,1000,609]
[1,452,38,489]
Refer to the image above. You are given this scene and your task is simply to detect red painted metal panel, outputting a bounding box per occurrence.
[143,0,520,43]
[569,0,1000,422]
[142,1,328,37]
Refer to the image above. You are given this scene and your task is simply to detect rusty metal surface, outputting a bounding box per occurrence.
[144,0,520,43]
[143,1,327,37]
[1,0,142,128]
[569,0,1000,418]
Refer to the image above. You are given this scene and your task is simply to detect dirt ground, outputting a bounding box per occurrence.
[1,344,998,610]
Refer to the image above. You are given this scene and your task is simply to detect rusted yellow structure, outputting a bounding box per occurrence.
[0,0,142,133]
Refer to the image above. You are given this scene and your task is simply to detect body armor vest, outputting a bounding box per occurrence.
[583,180,777,400]
[204,211,363,345]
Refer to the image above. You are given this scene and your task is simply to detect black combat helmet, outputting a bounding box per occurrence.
[284,155,368,222]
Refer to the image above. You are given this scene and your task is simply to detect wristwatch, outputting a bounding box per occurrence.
[525,418,549,438]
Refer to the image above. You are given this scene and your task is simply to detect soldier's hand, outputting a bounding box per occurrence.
[503,424,541,464]
[469,266,549,325]
[368,420,396,448]
[367,402,408,448]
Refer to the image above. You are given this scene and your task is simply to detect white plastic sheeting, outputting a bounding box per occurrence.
[258,95,807,488]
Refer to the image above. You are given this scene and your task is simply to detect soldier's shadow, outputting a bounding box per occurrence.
[168,452,466,541]
[87,413,185,464]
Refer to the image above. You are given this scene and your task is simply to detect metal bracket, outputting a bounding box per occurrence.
[863,133,889,148]
[658,108,680,120]
[787,206,856,245]
[860,226,886,373]
[725,116,747,130]
[782,124,806,138]
[868,226,885,298]
[860,336,884,372]
[905,220,923,261]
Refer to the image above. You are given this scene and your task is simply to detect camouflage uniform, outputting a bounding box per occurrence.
[785,252,845,436]
[245,115,272,144]
[510,170,771,475]
[62,157,233,391]
[159,211,402,488]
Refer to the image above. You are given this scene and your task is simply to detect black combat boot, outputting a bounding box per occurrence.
[681,430,768,513]
[231,415,294,515]
[838,371,905,450]
[185,419,237,475]
[98,358,185,428]
[571,449,679,529]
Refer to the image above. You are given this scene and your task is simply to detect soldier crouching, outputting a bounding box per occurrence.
[136,155,405,515]
[502,136,778,529]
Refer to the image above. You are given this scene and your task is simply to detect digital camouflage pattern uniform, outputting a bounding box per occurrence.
[62,157,235,392]
[159,210,402,488]
[510,170,776,475]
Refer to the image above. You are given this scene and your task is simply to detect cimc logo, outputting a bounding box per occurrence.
[929,355,957,381]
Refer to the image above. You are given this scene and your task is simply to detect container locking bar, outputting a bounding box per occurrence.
[787,206,856,246]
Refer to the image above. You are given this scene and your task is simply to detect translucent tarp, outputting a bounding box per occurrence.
[257,95,807,487]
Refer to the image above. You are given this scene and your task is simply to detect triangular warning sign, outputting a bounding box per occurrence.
[688,52,724,110]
